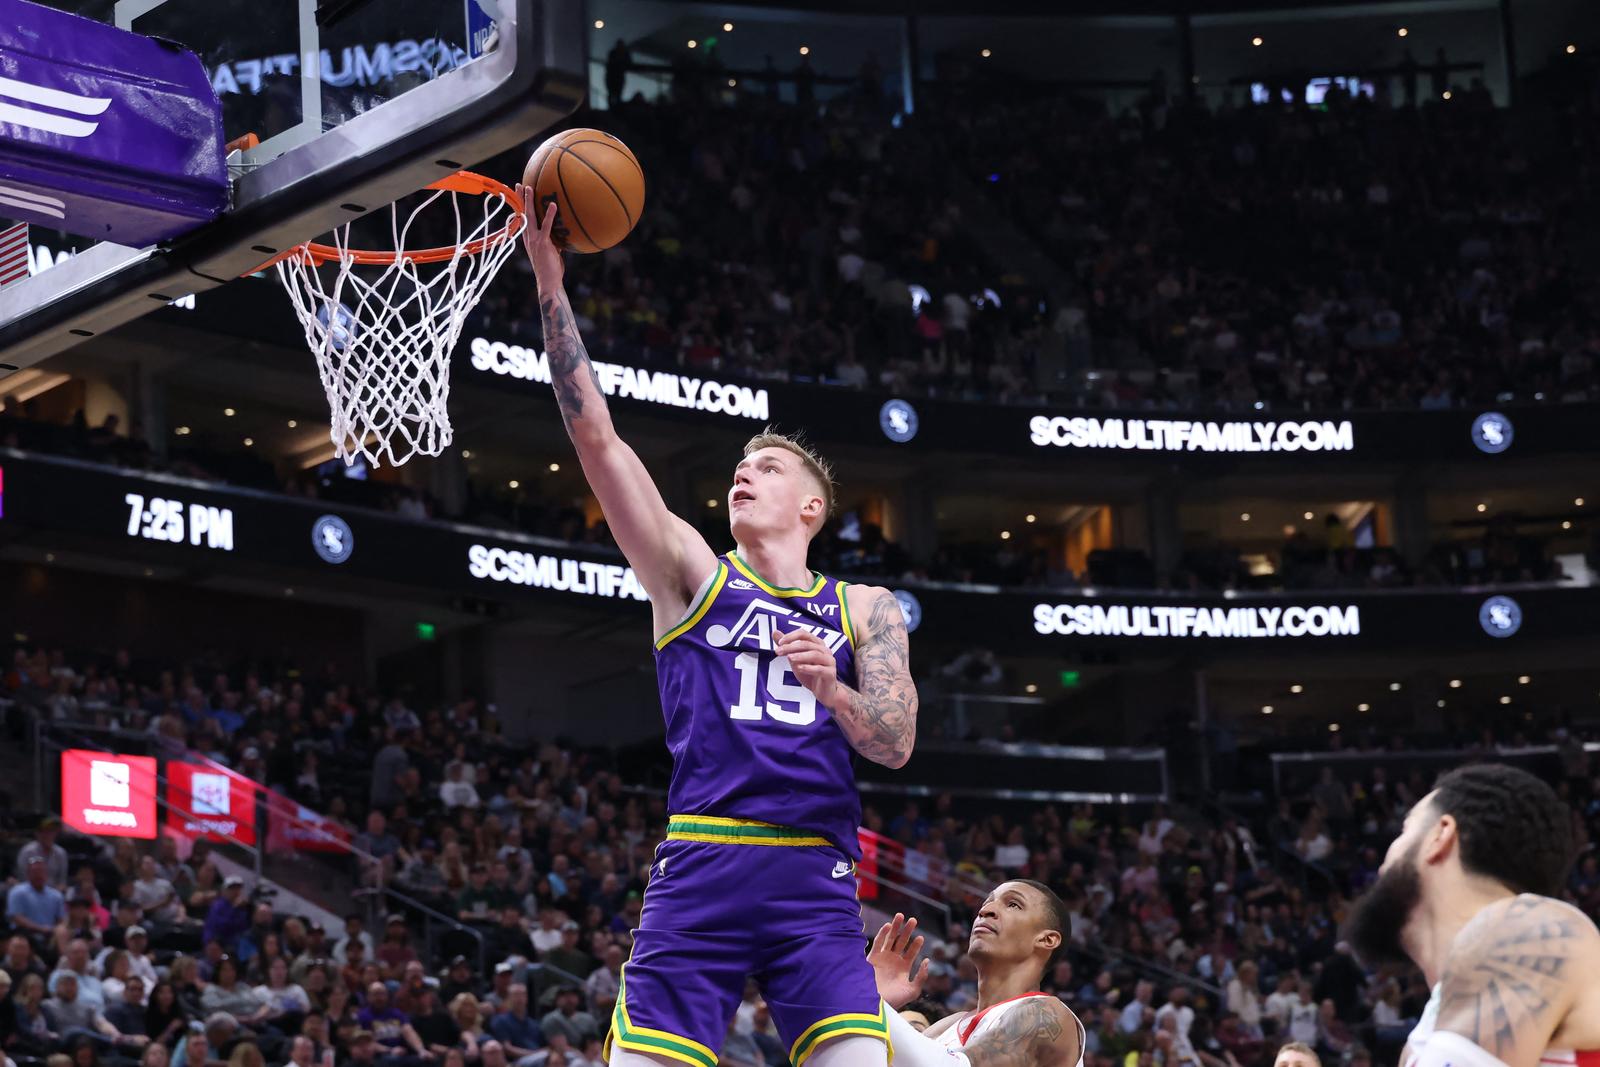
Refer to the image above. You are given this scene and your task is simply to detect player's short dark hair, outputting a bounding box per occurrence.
[903,998,947,1024]
[1013,878,1070,971]
[1431,763,1575,897]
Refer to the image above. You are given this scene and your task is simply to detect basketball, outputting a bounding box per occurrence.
[523,128,645,254]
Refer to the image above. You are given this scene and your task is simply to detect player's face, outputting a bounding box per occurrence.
[1342,791,1431,969]
[729,448,822,539]
[969,881,1058,965]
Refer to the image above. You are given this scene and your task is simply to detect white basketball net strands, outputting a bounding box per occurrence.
[274,178,523,468]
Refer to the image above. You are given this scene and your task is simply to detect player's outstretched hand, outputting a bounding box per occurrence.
[514,184,565,292]
[868,912,929,1009]
[775,624,840,708]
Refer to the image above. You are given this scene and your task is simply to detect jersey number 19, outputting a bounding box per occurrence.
[729,652,817,725]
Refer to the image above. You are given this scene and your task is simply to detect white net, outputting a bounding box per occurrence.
[274,182,522,468]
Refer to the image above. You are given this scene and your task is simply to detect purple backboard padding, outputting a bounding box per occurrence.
[0,0,228,246]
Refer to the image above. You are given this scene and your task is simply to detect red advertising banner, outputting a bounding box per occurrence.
[857,827,885,901]
[264,789,352,854]
[166,761,258,846]
[60,749,158,839]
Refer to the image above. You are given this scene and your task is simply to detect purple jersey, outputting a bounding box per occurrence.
[653,550,862,857]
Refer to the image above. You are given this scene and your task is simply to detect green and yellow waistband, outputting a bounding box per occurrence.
[666,814,833,847]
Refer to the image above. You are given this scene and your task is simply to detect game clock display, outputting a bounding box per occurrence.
[123,491,235,551]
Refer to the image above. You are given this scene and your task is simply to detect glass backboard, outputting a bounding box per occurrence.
[0,0,583,374]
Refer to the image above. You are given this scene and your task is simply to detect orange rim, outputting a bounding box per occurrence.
[248,171,525,274]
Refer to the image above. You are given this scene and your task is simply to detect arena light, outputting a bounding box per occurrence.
[1389,682,1401,691]
[287,419,298,428]
[1357,703,1370,712]
[242,437,253,447]
[1000,530,1012,540]
[1329,722,1341,732]
[1576,497,1586,507]
[1304,511,1314,520]
[1563,521,1573,530]
[706,498,718,508]
[1437,699,1446,708]
[728,78,737,88]
[1499,695,1512,704]
[687,39,697,49]
[1240,512,1251,521]
[174,426,191,436]
[1476,502,1487,512]
[723,21,734,31]
[1261,705,1274,714]
[593,19,604,28]
[1449,678,1462,688]
[1397,27,1408,37]
[1251,36,1263,47]
[508,479,519,489]
[1443,90,1452,100]
[461,450,472,459]
[981,48,992,58]
[1025,684,1038,694]
[1025,514,1037,523]
[1567,44,1577,54]
[548,462,561,472]
[1518,675,1531,684]
[224,407,236,416]
[799,45,810,56]
[1290,684,1303,694]
[45,553,54,562]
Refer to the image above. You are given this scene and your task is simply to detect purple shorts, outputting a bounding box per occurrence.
[605,825,888,1067]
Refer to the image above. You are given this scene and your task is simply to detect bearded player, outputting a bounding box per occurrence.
[868,881,1084,1066]
[1341,763,1600,1067]
[516,196,917,1067]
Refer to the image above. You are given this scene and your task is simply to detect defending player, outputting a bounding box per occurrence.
[1340,763,1600,1067]
[868,881,1085,1066]
[515,195,918,1067]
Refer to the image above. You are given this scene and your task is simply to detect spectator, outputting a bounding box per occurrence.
[198,959,268,1030]
[201,883,250,955]
[486,985,542,1066]
[354,984,425,1063]
[15,819,70,890]
[8,858,66,944]
[535,990,595,1050]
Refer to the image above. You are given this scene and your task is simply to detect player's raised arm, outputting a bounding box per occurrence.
[780,585,918,767]
[517,193,716,613]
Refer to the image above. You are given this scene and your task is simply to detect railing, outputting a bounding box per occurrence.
[378,884,488,975]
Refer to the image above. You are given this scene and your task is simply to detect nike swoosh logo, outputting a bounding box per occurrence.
[831,862,853,879]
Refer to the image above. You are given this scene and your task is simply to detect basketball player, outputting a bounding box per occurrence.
[1273,1043,1320,1067]
[867,880,1085,1066]
[515,196,917,1067]
[1340,763,1600,1067]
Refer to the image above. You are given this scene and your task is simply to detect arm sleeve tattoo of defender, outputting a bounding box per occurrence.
[1435,895,1580,1062]
[829,590,918,767]
[539,291,608,436]
[961,999,1076,1067]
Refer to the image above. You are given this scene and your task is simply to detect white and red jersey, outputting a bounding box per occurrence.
[1402,984,1600,1067]
[934,992,1086,1067]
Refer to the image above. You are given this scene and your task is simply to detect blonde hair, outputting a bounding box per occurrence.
[742,429,837,531]
[228,1044,266,1067]
[1275,1043,1322,1067]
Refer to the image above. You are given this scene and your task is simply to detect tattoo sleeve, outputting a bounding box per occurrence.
[962,999,1076,1067]
[827,590,918,768]
[1435,895,1579,1061]
[539,288,610,437]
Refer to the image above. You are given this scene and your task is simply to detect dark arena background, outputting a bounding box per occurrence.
[3,0,1600,1066]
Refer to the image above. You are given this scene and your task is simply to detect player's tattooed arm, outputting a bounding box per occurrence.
[827,588,918,768]
[1434,895,1594,1067]
[961,998,1080,1067]
[539,289,609,438]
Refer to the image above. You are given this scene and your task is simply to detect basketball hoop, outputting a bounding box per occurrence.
[266,171,526,468]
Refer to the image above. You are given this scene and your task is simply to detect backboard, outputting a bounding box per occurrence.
[0,0,584,374]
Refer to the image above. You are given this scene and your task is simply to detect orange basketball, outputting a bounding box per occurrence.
[523,128,645,254]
